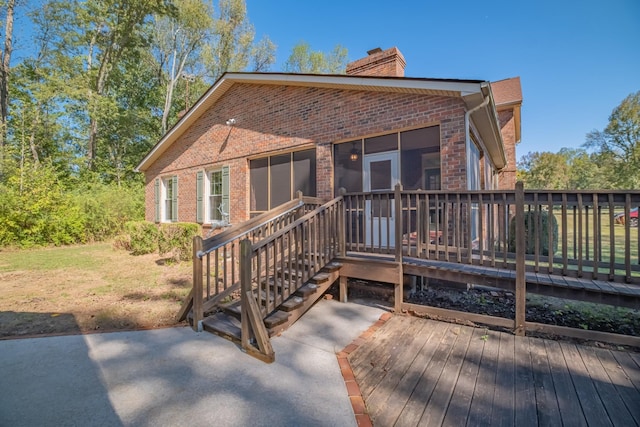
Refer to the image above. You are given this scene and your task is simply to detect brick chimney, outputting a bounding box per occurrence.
[346,47,406,77]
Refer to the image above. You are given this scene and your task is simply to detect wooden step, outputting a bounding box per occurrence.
[280,296,304,312]
[201,312,241,342]
[264,310,290,329]
[262,277,288,290]
[220,300,242,319]
[295,283,319,299]
[323,261,342,273]
[277,268,304,281]
[309,272,330,284]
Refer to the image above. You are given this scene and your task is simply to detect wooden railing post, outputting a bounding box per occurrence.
[514,181,526,336]
[239,238,252,350]
[339,188,346,256]
[192,235,203,332]
[394,183,404,313]
[239,237,275,363]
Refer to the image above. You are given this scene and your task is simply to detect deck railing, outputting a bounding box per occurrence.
[178,193,315,327]
[343,183,640,283]
[238,196,344,361]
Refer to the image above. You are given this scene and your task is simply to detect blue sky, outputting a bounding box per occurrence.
[247,0,640,163]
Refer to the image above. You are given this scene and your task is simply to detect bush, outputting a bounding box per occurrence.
[74,182,144,242]
[124,221,159,255]
[0,163,85,247]
[509,209,558,256]
[158,223,201,261]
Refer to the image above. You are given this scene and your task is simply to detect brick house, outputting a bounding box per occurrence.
[135,47,522,233]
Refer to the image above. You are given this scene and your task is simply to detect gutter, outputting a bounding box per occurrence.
[465,93,490,190]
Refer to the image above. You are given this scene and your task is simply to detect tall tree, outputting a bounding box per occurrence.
[585,91,640,189]
[152,0,213,133]
[518,151,570,189]
[81,0,175,170]
[0,0,16,169]
[283,41,348,74]
[201,0,275,81]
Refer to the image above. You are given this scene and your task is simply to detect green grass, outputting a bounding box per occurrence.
[0,243,111,272]
[541,207,640,278]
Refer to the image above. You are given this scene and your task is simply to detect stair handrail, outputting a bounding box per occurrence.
[180,194,314,327]
[198,198,305,258]
[251,195,343,251]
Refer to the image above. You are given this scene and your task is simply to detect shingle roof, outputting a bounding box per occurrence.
[491,77,522,106]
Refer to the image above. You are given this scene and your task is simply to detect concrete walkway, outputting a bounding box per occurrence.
[0,299,386,427]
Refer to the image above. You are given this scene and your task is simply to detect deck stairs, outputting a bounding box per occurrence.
[179,194,345,363]
[196,259,342,341]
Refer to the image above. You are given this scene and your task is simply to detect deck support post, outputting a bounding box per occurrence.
[394,183,404,313]
[192,236,203,332]
[515,181,526,336]
[239,238,274,363]
[339,275,348,303]
[240,238,252,350]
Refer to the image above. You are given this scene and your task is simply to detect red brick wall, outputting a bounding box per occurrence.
[497,109,517,190]
[144,84,468,224]
[346,47,406,77]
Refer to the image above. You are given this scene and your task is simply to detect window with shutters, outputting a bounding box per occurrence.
[157,176,178,223]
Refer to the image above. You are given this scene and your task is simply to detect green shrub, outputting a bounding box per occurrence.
[509,209,558,256]
[124,221,159,255]
[0,163,85,247]
[74,182,144,242]
[158,223,201,261]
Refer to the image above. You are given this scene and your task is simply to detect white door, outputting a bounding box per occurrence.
[363,152,399,247]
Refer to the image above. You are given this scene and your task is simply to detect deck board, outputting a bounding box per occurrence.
[349,315,640,427]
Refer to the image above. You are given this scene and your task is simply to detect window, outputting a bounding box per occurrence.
[196,166,229,225]
[209,170,223,221]
[334,125,441,193]
[155,176,178,223]
[249,149,316,215]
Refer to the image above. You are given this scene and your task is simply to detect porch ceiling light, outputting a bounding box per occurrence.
[350,143,360,162]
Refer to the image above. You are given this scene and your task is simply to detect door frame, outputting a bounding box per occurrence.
[363,151,400,247]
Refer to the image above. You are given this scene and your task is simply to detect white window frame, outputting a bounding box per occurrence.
[161,176,177,223]
[201,167,229,226]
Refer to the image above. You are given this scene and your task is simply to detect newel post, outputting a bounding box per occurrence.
[514,181,526,336]
[339,187,347,256]
[239,238,252,350]
[192,235,203,332]
[394,183,404,313]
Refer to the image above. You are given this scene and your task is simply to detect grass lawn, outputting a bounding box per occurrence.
[0,243,193,338]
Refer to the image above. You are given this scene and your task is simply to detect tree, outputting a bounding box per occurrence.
[152,0,213,133]
[202,0,275,82]
[585,91,640,189]
[0,0,16,171]
[283,41,348,74]
[518,151,570,189]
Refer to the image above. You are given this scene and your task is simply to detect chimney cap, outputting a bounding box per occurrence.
[367,47,383,55]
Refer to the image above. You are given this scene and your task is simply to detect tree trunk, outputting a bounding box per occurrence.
[0,0,16,166]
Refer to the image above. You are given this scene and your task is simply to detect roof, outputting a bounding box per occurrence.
[491,77,522,144]
[136,72,506,172]
[491,77,522,107]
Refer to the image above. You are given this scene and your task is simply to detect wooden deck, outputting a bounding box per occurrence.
[348,315,640,427]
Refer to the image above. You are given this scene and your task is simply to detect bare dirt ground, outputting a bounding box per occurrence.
[0,243,192,338]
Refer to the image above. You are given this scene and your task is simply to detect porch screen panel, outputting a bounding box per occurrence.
[293,149,316,196]
[365,133,397,154]
[250,158,268,212]
[401,126,440,190]
[270,154,291,207]
[333,141,362,196]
